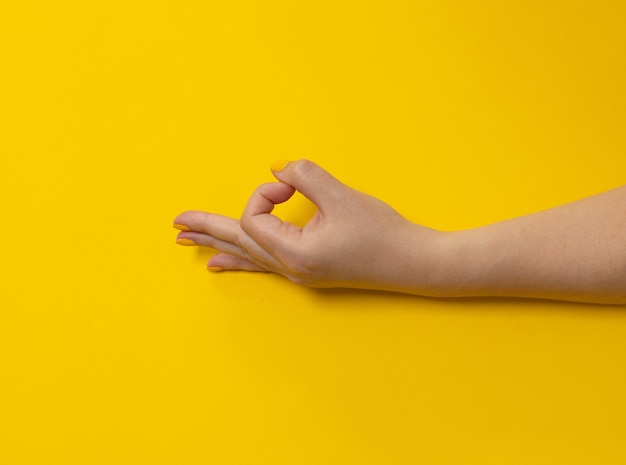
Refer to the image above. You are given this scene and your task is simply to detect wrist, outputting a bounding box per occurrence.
[387,224,496,298]
[375,223,456,296]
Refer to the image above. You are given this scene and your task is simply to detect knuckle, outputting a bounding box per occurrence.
[238,216,251,235]
[292,159,316,181]
[240,248,252,263]
[236,232,251,255]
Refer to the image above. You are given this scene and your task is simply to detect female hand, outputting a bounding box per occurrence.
[173,159,441,290]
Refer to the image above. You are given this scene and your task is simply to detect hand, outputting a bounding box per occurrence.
[173,160,441,290]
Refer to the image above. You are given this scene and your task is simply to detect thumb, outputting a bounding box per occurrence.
[270,159,346,212]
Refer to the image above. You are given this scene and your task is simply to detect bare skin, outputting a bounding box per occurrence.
[174,160,626,304]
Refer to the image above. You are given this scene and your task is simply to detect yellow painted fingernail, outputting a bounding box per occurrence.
[206,266,222,272]
[271,160,291,172]
[176,238,197,246]
[173,223,191,231]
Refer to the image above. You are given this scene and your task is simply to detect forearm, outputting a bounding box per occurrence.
[406,186,626,304]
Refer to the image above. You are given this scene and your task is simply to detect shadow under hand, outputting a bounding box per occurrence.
[303,286,626,316]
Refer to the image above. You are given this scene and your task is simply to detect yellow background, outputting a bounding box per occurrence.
[1,1,625,463]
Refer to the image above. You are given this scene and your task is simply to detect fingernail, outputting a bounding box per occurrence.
[173,223,191,231]
[206,266,222,272]
[176,238,197,246]
[271,160,291,172]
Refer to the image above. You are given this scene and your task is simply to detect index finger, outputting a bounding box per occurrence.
[240,182,302,252]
